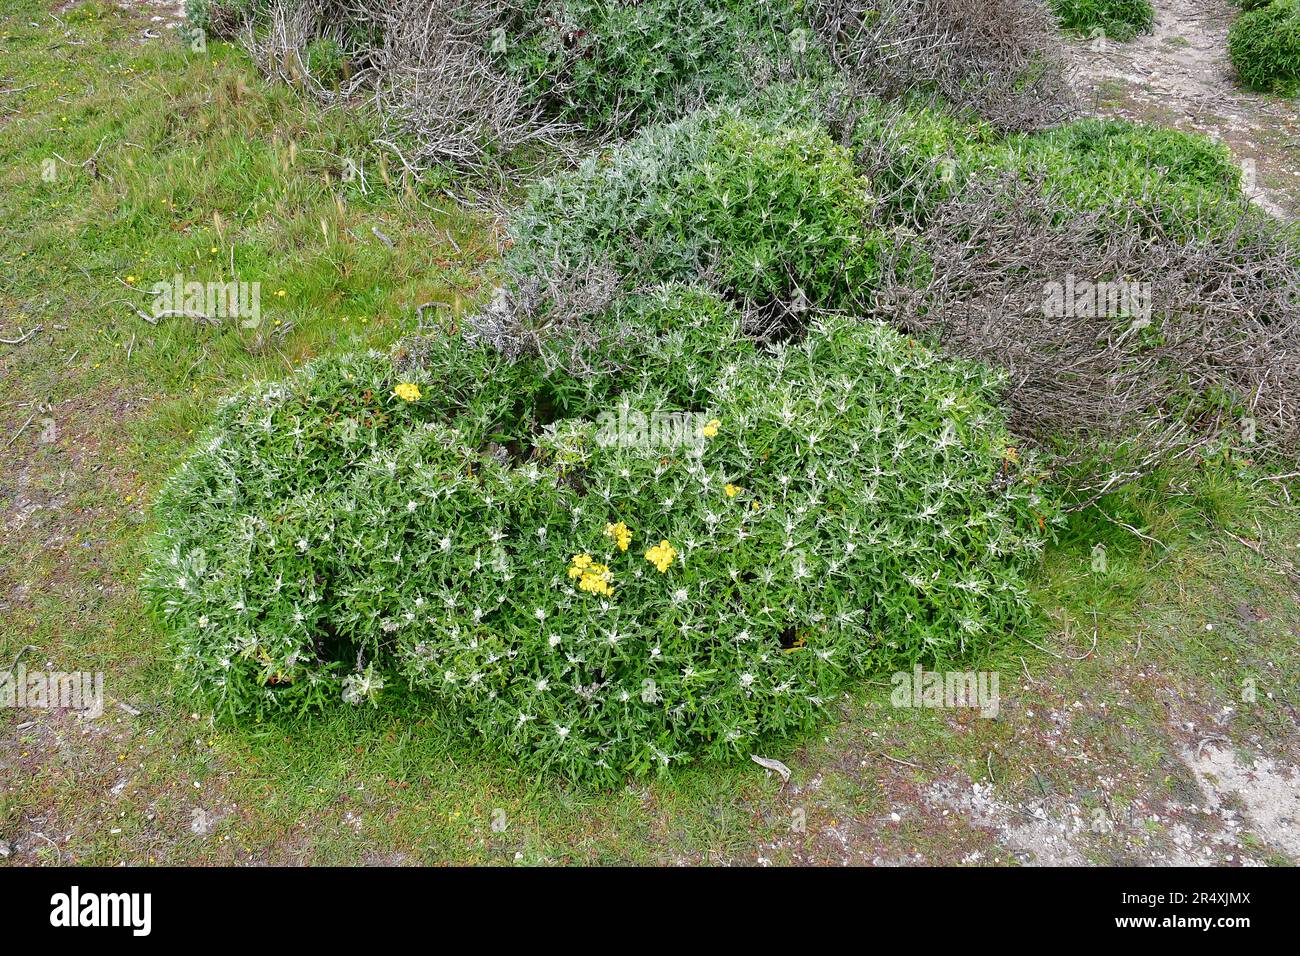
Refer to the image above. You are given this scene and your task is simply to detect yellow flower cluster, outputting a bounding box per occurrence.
[604,521,632,552]
[393,382,422,402]
[644,540,677,573]
[568,554,614,597]
[700,418,721,438]
[724,483,740,498]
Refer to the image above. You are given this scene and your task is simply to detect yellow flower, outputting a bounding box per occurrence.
[700,418,720,438]
[568,554,613,596]
[393,382,421,402]
[124,275,137,284]
[581,570,613,597]
[274,289,287,297]
[644,540,677,574]
[724,483,740,498]
[604,521,632,552]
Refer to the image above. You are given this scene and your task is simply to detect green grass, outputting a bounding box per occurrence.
[1229,0,1300,96]
[1051,0,1156,41]
[2,0,1297,865]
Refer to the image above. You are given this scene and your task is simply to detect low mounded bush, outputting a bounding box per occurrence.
[499,0,817,134]
[870,176,1300,498]
[146,307,1051,781]
[1049,0,1155,41]
[995,119,1242,229]
[1229,0,1300,95]
[758,94,1295,493]
[504,105,905,320]
[851,103,1241,226]
[804,0,1077,132]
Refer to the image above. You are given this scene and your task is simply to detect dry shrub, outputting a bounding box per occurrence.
[460,260,624,374]
[804,0,1078,132]
[363,0,573,170]
[242,0,573,171]
[870,174,1300,500]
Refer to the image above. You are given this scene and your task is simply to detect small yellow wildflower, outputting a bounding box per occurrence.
[644,540,677,573]
[274,289,287,297]
[393,382,421,402]
[124,275,137,284]
[724,483,740,498]
[700,418,720,438]
[604,521,632,552]
[568,554,614,597]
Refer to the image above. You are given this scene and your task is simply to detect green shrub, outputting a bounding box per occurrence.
[1229,0,1300,94]
[187,0,265,40]
[499,0,823,133]
[508,105,905,315]
[850,99,1001,219]
[998,119,1242,213]
[1050,0,1156,40]
[850,103,1241,230]
[303,38,349,87]
[145,309,1052,782]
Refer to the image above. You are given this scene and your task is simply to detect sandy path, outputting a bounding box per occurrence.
[1067,0,1299,218]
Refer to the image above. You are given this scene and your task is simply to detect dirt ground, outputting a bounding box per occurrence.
[1067,0,1299,218]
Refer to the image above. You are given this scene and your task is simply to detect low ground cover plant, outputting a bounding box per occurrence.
[1049,0,1155,41]
[497,0,815,134]
[1229,0,1300,95]
[146,309,1051,781]
[502,103,905,325]
[851,102,1241,225]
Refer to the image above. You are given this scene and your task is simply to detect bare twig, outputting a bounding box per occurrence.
[0,326,41,346]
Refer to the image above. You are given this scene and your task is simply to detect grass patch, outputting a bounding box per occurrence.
[1229,0,1300,95]
[1051,0,1156,41]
